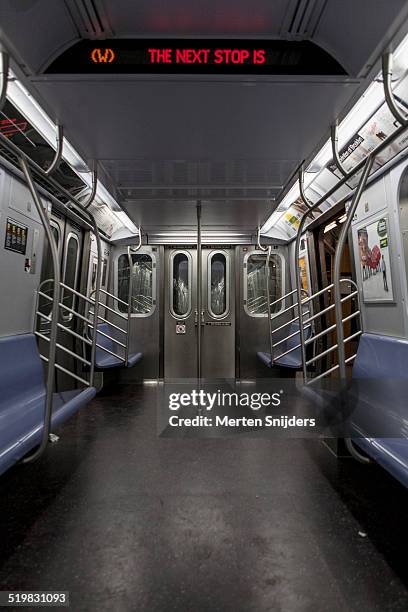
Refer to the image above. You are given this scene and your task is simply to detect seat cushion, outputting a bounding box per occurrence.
[95,323,142,369]
[351,333,408,488]
[0,333,97,477]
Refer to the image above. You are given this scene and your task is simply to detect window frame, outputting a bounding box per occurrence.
[114,250,157,318]
[207,249,230,319]
[169,249,192,319]
[243,250,285,318]
[61,231,80,322]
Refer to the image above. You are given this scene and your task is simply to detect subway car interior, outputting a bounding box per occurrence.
[2,1,408,610]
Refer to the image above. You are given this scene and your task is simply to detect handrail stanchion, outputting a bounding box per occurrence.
[382,52,408,127]
[45,124,63,176]
[257,226,268,252]
[331,121,349,178]
[333,155,374,378]
[83,161,98,209]
[126,226,142,366]
[19,157,60,463]
[295,165,319,382]
[0,51,9,113]
[265,246,274,362]
[89,222,102,386]
[298,163,313,209]
[257,228,274,361]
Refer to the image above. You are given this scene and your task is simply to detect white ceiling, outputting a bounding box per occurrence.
[1,0,408,235]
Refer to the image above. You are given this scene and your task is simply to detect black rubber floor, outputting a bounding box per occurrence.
[0,384,407,611]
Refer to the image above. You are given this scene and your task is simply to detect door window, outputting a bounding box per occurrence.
[62,233,80,319]
[117,252,155,316]
[208,251,229,318]
[170,251,191,317]
[39,222,60,331]
[244,252,284,316]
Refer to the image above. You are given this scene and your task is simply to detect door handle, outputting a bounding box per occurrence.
[194,310,205,326]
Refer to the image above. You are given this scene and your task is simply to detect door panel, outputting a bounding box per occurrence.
[164,247,235,380]
[112,245,160,381]
[201,248,235,379]
[164,248,197,379]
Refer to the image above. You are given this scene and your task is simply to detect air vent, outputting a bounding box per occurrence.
[64,0,113,39]
[281,0,327,40]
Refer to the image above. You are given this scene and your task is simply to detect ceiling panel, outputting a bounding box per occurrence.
[1,0,408,234]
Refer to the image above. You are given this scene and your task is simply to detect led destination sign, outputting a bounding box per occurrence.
[45,39,346,76]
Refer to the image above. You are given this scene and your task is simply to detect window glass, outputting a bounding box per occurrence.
[91,257,98,292]
[63,235,79,312]
[246,253,283,316]
[41,224,60,283]
[209,252,227,317]
[172,253,190,317]
[117,253,154,315]
[39,224,60,329]
[102,258,108,287]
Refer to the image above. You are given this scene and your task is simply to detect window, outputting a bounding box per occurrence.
[62,233,80,319]
[244,252,284,316]
[170,251,191,317]
[41,222,60,283]
[39,222,60,331]
[117,252,155,316]
[208,251,229,318]
[102,258,108,287]
[91,257,98,292]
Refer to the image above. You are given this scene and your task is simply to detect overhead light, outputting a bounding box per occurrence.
[262,29,408,241]
[338,213,347,224]
[324,221,337,233]
[114,210,139,234]
[6,69,138,234]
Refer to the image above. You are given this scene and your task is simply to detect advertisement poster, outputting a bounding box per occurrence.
[281,197,323,239]
[357,215,393,302]
[298,254,310,293]
[327,84,408,189]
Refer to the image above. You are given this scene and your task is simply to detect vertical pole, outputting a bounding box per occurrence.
[295,214,310,382]
[20,156,60,463]
[45,124,64,176]
[197,200,202,382]
[0,51,9,112]
[126,227,142,366]
[126,245,134,366]
[333,155,374,378]
[265,246,274,362]
[90,222,102,385]
[382,52,408,127]
[295,165,315,381]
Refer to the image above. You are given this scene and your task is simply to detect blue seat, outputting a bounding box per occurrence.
[257,322,312,370]
[0,333,96,476]
[350,333,408,488]
[95,323,142,370]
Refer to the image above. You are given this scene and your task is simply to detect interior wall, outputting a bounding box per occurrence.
[0,165,46,337]
[350,165,408,339]
[287,157,408,341]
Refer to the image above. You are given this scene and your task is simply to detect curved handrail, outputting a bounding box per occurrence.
[83,161,98,209]
[126,226,143,365]
[0,51,9,113]
[382,52,408,127]
[333,155,374,379]
[298,163,314,209]
[331,121,349,178]
[20,157,60,464]
[257,226,269,252]
[265,246,273,361]
[45,124,63,176]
